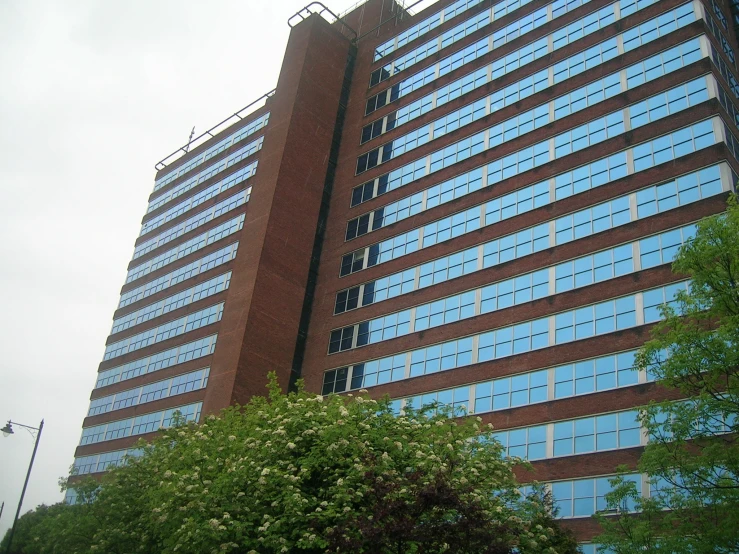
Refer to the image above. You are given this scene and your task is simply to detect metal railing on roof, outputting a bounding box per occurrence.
[287,2,358,40]
[356,0,428,42]
[339,0,428,20]
[337,0,371,19]
[154,89,276,171]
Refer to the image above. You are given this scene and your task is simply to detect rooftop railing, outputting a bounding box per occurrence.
[154,89,276,172]
[288,2,358,40]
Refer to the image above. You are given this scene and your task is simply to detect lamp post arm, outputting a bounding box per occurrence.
[4,419,43,554]
[8,422,40,432]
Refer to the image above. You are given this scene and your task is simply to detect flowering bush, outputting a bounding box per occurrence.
[14,376,578,553]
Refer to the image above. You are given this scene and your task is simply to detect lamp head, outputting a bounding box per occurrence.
[2,421,13,437]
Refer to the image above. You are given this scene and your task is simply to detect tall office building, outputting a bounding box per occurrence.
[70,0,739,545]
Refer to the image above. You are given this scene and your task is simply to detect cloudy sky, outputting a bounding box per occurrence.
[0,0,435,538]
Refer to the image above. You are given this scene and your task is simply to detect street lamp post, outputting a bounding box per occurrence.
[2,419,44,554]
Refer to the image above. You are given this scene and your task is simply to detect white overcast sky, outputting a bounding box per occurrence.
[0,0,438,539]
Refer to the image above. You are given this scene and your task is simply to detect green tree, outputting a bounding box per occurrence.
[9,378,578,554]
[0,480,100,554]
[595,196,739,553]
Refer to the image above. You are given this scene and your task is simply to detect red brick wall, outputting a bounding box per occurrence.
[202,14,354,413]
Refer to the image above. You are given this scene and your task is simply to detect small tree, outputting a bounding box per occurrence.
[26,377,578,554]
[0,480,100,554]
[595,196,739,553]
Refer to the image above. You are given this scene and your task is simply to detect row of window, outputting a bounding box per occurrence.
[494,409,643,461]
[95,334,217,389]
[712,0,728,29]
[71,448,143,480]
[155,131,262,200]
[579,545,613,554]
[88,368,209,416]
[149,158,257,217]
[705,10,736,65]
[119,242,237,309]
[337,121,726,315]
[125,213,244,285]
[112,272,231,334]
[545,474,642,518]
[329,222,696,354]
[381,349,645,417]
[79,402,202,446]
[529,470,688,519]
[357,46,705,184]
[80,351,640,475]
[153,112,268,190]
[363,8,706,152]
[365,0,599,116]
[370,7,495,87]
[724,122,739,162]
[323,282,687,393]
[651,399,737,442]
[133,188,249,261]
[350,36,703,240]
[142,161,256,236]
[148,135,262,220]
[712,44,739,100]
[343,93,714,280]
[363,0,667,117]
[371,0,573,88]
[103,303,224,361]
[362,57,578,174]
[373,0,487,61]
[391,402,646,464]
[725,0,739,27]
[717,81,739,128]
[354,0,696,205]
[363,5,662,148]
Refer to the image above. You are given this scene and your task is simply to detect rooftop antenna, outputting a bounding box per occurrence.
[184,126,195,153]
